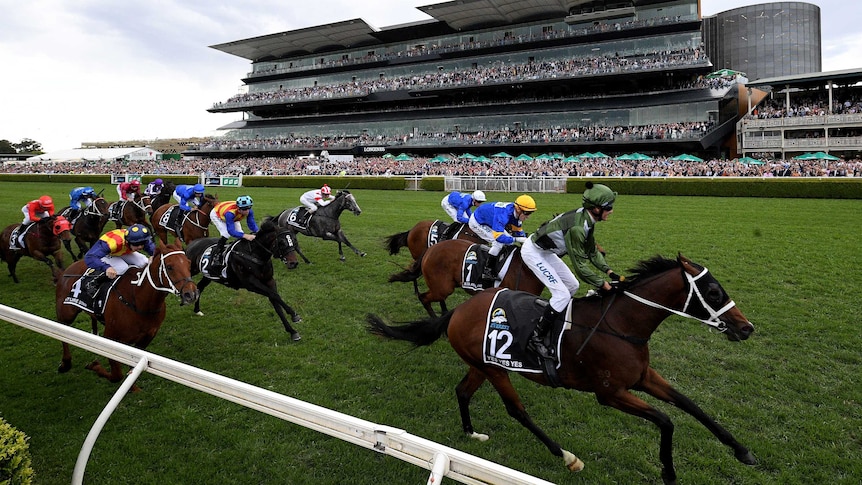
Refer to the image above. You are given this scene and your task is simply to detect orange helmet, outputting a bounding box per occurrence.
[38,195,53,208]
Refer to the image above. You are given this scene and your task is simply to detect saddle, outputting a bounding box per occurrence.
[8,224,37,251]
[63,268,122,316]
[284,207,312,231]
[426,220,448,246]
[461,244,516,291]
[201,240,241,280]
[481,289,569,385]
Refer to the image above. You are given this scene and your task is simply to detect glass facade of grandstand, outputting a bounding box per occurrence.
[194,0,819,159]
[703,2,821,82]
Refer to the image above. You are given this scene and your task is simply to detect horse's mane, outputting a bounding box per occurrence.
[623,255,680,286]
[259,217,277,235]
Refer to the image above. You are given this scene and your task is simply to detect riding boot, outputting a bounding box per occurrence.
[86,271,108,298]
[209,237,227,275]
[174,209,187,241]
[529,305,562,360]
[482,253,499,282]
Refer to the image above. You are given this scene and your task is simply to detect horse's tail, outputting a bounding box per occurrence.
[365,311,453,347]
[384,231,409,255]
[388,257,422,283]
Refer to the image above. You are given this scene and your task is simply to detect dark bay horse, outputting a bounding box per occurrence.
[389,239,544,317]
[142,181,176,216]
[276,190,365,262]
[151,194,218,245]
[55,241,199,390]
[184,219,303,340]
[108,194,150,229]
[385,219,484,261]
[368,254,756,484]
[0,215,73,283]
[61,197,110,260]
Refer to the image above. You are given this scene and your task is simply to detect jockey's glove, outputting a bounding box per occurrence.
[513,237,528,244]
[608,271,625,283]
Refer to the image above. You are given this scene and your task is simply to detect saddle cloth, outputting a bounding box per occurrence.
[481,288,571,373]
[200,240,241,280]
[460,244,516,291]
[426,220,447,247]
[283,207,312,231]
[8,224,38,250]
[63,268,125,315]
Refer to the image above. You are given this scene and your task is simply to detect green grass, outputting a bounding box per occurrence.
[1,181,861,484]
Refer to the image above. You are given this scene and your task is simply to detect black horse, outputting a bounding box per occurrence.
[142,181,176,216]
[184,219,304,340]
[60,197,110,260]
[276,190,365,262]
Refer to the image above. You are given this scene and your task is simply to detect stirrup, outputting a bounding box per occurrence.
[528,334,555,360]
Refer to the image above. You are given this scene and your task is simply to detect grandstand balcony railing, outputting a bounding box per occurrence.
[740,113,862,129]
[743,136,862,150]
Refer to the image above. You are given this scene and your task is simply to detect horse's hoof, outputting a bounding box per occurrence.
[195,311,204,316]
[291,333,302,341]
[85,360,100,370]
[339,257,346,262]
[360,252,367,257]
[468,432,489,441]
[736,450,757,465]
[292,315,302,323]
[58,362,71,373]
[563,450,584,472]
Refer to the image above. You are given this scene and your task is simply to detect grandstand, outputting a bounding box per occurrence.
[190,0,820,161]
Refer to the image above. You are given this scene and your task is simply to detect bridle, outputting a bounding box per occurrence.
[131,249,194,295]
[622,266,736,332]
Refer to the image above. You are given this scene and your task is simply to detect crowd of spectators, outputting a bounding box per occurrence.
[5,154,860,178]
[746,92,862,119]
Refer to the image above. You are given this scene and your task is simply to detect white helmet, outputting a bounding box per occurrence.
[472,190,486,202]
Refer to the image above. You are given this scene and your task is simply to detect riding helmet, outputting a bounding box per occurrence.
[514,194,537,213]
[83,187,95,196]
[38,195,53,208]
[320,184,332,196]
[153,178,163,185]
[130,180,141,187]
[236,195,253,209]
[472,190,487,202]
[193,183,205,194]
[126,224,151,244]
[582,182,617,210]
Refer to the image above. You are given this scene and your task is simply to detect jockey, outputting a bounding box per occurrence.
[441,190,485,239]
[117,180,141,201]
[83,224,155,295]
[171,183,205,237]
[14,195,55,249]
[144,178,164,197]
[208,195,258,274]
[468,194,536,281]
[299,184,334,213]
[522,182,622,360]
[69,186,96,220]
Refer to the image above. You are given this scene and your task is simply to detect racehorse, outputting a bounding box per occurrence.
[55,241,198,390]
[388,239,543,317]
[151,194,218,245]
[61,197,110,260]
[368,254,756,484]
[385,219,484,261]
[0,215,73,284]
[184,219,303,340]
[108,194,150,229]
[141,181,176,216]
[276,190,365,261]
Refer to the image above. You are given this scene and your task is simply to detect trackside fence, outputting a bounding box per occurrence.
[0,304,552,485]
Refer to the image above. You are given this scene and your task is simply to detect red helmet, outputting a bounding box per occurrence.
[130,180,141,188]
[320,184,332,196]
[38,195,53,208]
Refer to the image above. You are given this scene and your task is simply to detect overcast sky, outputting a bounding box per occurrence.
[1,0,858,152]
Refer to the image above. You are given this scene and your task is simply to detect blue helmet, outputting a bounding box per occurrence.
[236,195,253,209]
[193,183,205,194]
[83,187,95,196]
[125,224,151,244]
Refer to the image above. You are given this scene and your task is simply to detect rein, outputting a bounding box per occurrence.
[130,250,193,296]
[623,266,735,332]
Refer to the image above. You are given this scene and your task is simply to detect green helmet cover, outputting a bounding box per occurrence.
[582,182,617,209]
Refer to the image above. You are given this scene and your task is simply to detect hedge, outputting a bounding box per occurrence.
[0,417,34,485]
[1,174,860,198]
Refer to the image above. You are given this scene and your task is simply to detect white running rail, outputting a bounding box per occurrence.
[0,304,552,485]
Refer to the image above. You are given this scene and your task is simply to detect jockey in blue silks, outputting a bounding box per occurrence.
[170,184,205,238]
[468,194,537,281]
[68,186,96,220]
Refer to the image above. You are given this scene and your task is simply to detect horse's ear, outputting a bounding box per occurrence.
[677,253,690,265]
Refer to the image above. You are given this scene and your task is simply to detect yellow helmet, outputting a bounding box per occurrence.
[514,194,537,213]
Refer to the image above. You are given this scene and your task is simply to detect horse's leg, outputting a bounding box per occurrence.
[193,277,212,315]
[456,368,489,440]
[484,366,584,472]
[52,249,67,270]
[635,368,756,483]
[63,239,78,261]
[418,290,439,318]
[294,246,311,264]
[337,230,366,257]
[244,278,302,339]
[7,253,21,283]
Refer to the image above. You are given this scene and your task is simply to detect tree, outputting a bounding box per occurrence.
[12,138,43,154]
[0,139,15,154]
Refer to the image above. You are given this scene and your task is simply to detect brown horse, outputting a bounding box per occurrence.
[108,194,150,229]
[368,254,756,484]
[55,241,199,389]
[389,239,544,317]
[151,194,218,245]
[61,197,110,260]
[0,215,73,283]
[385,219,484,261]
[141,181,176,216]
